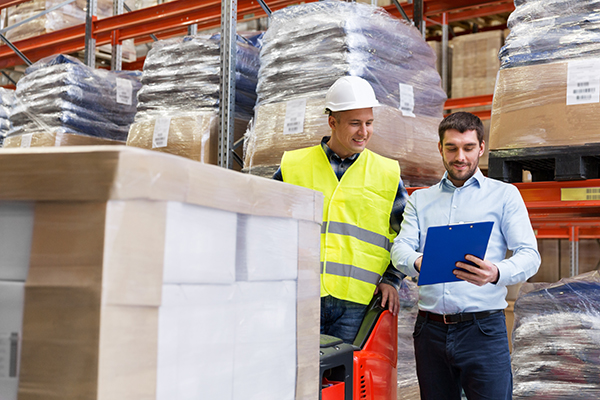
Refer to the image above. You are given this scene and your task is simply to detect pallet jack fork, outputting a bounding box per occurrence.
[320,293,398,400]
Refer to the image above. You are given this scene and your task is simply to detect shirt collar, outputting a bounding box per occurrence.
[440,168,485,190]
[321,136,360,162]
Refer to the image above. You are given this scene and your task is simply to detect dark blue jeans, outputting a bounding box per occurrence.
[413,311,512,400]
[321,295,368,344]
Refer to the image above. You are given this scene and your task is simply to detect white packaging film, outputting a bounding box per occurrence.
[0,281,25,400]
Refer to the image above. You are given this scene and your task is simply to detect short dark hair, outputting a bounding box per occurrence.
[438,112,484,144]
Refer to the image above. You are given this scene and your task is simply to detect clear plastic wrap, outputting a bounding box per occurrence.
[0,88,15,147]
[5,0,113,42]
[134,34,260,122]
[244,99,445,187]
[500,0,600,69]
[256,1,446,115]
[511,271,600,399]
[7,54,141,142]
[397,278,420,400]
[489,60,600,150]
[244,0,446,185]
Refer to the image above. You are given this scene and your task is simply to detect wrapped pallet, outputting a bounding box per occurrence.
[4,54,141,147]
[0,145,322,400]
[5,0,136,61]
[491,0,600,149]
[511,271,600,399]
[127,34,260,167]
[243,1,446,187]
[489,0,600,181]
[0,88,15,147]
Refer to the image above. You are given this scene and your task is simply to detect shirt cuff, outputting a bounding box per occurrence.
[407,253,422,277]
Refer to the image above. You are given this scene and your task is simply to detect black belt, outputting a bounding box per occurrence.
[418,309,503,325]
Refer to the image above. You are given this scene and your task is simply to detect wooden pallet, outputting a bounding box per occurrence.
[488,144,600,183]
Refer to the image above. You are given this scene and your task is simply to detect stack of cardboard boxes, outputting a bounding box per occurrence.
[0,145,322,400]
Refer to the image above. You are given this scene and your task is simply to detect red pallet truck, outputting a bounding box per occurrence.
[320,293,398,400]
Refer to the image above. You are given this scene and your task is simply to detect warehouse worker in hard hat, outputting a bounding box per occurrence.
[273,76,408,344]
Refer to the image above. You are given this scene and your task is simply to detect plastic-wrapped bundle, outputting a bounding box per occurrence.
[256,1,445,117]
[0,88,15,146]
[244,1,446,186]
[135,34,260,122]
[511,271,600,399]
[499,0,600,69]
[6,0,113,42]
[8,54,142,141]
[396,278,419,400]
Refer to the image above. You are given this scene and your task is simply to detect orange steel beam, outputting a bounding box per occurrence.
[0,0,29,8]
[444,109,491,120]
[444,94,493,109]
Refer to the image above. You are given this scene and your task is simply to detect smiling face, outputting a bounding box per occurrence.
[327,108,374,159]
[438,128,485,187]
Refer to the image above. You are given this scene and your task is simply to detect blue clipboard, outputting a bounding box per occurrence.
[417,221,494,286]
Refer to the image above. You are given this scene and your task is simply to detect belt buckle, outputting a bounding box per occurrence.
[443,314,458,324]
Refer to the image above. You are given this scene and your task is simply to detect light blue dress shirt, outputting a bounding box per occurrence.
[391,169,541,314]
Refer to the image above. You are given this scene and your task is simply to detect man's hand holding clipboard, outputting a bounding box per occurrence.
[416,221,497,286]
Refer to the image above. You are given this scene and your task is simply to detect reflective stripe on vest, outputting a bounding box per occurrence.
[281,145,400,305]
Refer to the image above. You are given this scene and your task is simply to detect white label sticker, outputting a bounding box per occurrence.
[283,98,307,135]
[20,133,32,148]
[152,117,171,148]
[0,332,19,378]
[567,59,600,105]
[116,78,133,106]
[399,83,416,118]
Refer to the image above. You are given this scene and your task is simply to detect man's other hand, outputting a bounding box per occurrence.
[375,282,400,316]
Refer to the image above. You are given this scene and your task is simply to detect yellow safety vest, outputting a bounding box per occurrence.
[281,145,400,305]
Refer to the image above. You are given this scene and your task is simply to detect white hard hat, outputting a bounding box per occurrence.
[325,76,381,113]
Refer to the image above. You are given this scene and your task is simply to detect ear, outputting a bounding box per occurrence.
[479,140,485,157]
[328,115,336,130]
[438,141,443,156]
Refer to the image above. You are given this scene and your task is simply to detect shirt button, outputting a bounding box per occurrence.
[453,205,457,209]
[445,291,450,295]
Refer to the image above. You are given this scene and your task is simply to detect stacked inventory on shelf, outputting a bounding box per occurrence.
[5,0,136,61]
[0,146,322,400]
[127,34,260,166]
[3,54,142,147]
[489,0,600,181]
[0,88,15,147]
[511,271,600,399]
[243,1,447,187]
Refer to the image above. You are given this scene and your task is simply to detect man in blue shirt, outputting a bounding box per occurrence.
[391,111,541,399]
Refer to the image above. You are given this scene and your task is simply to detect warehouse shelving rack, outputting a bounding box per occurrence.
[0,0,514,165]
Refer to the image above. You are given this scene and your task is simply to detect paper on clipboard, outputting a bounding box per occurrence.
[417,221,494,286]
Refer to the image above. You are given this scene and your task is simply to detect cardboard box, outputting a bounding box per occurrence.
[127,113,247,169]
[451,31,502,100]
[490,60,600,149]
[0,146,322,400]
[0,202,34,281]
[244,99,445,187]
[2,131,124,148]
[0,281,25,400]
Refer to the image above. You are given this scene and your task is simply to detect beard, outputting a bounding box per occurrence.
[443,158,479,185]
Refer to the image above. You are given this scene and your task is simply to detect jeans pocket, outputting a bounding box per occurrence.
[413,315,427,338]
[475,314,506,337]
